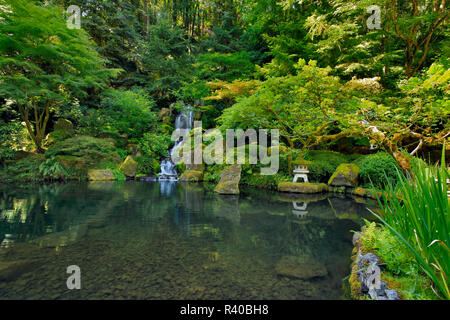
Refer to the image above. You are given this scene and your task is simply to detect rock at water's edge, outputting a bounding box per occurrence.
[179,170,203,182]
[119,155,138,178]
[214,164,241,195]
[328,163,360,187]
[88,169,115,181]
[278,182,328,194]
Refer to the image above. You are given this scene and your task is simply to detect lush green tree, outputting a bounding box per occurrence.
[0,0,118,151]
[132,18,195,106]
[99,89,158,141]
[218,60,361,162]
[305,0,449,83]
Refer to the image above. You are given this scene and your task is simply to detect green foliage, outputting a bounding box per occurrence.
[0,0,118,150]
[39,156,68,181]
[134,18,194,105]
[240,172,290,190]
[139,132,172,160]
[361,221,436,300]
[371,159,450,299]
[100,89,157,141]
[111,168,126,181]
[0,155,44,183]
[219,60,360,155]
[0,119,22,164]
[304,150,351,183]
[356,152,400,187]
[136,156,160,175]
[46,136,121,168]
[196,51,255,82]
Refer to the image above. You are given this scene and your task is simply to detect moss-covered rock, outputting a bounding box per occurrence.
[179,170,203,182]
[56,155,87,170]
[87,169,115,181]
[278,182,328,194]
[214,164,241,195]
[328,163,360,187]
[351,187,381,199]
[119,156,138,178]
[47,136,121,168]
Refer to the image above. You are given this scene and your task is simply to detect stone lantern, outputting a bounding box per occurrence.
[292,158,313,183]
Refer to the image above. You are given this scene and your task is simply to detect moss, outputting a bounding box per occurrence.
[328,163,360,187]
[119,156,139,177]
[56,155,87,170]
[278,182,328,193]
[46,135,121,168]
[358,221,437,300]
[351,187,381,199]
[179,170,203,182]
[87,169,115,181]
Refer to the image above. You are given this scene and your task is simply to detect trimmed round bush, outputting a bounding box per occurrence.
[355,152,400,187]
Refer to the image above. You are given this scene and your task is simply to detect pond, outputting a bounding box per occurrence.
[0,181,377,300]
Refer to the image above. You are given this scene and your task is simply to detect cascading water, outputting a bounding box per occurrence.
[159,106,194,181]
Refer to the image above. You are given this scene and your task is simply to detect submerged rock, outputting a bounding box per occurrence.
[0,260,41,282]
[214,164,241,195]
[88,169,115,181]
[328,163,360,187]
[179,170,203,182]
[276,256,327,280]
[278,182,328,194]
[119,156,139,178]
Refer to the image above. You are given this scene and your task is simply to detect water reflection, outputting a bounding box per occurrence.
[0,182,377,300]
[292,202,308,218]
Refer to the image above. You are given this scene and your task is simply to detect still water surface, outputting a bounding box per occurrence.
[0,182,375,299]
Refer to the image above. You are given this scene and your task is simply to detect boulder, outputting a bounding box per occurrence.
[54,118,73,131]
[119,156,138,178]
[278,182,328,194]
[56,155,87,170]
[328,163,360,187]
[351,187,381,200]
[88,169,115,181]
[214,164,242,195]
[179,170,203,182]
[275,256,328,280]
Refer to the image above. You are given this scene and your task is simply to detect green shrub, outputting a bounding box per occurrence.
[46,136,121,168]
[360,221,436,300]
[356,152,400,187]
[240,172,290,190]
[39,156,69,181]
[100,89,157,140]
[139,131,172,160]
[0,119,22,164]
[136,156,160,175]
[0,155,44,182]
[304,150,351,183]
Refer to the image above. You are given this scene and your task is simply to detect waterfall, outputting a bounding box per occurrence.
[158,106,194,181]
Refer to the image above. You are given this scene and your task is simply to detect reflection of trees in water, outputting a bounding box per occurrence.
[1,182,363,268]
